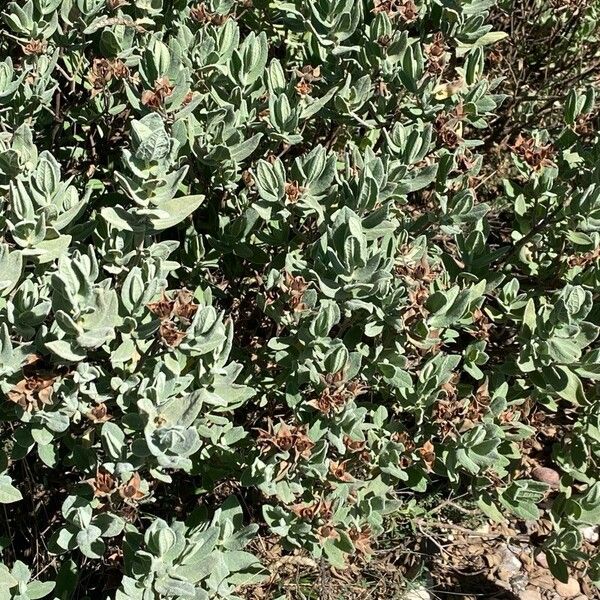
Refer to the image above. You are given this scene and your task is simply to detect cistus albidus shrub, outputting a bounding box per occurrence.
[0,0,599,597]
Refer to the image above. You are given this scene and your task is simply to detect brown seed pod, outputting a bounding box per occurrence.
[119,472,146,501]
[87,469,117,498]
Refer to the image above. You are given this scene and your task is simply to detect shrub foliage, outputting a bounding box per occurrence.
[0,0,599,597]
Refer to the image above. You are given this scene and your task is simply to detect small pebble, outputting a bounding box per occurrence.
[497,545,522,580]
[554,577,581,598]
[535,551,549,568]
[581,525,599,544]
[404,587,431,600]
[531,466,560,487]
[510,574,529,592]
[519,588,541,600]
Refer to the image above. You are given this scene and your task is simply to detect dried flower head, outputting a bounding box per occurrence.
[107,0,128,9]
[159,320,186,347]
[88,58,129,96]
[87,469,117,498]
[148,294,175,319]
[295,65,322,83]
[317,524,340,541]
[328,459,353,482]
[307,379,365,415]
[241,170,255,188]
[7,358,60,412]
[471,307,492,340]
[22,39,47,56]
[418,440,436,469]
[372,0,418,22]
[295,79,313,97]
[257,420,315,460]
[87,403,111,423]
[435,112,462,148]
[290,497,333,520]
[281,272,309,311]
[425,32,446,74]
[344,436,366,453]
[510,134,554,171]
[349,526,373,557]
[119,472,146,501]
[149,290,198,323]
[284,181,304,204]
[172,289,198,322]
[568,247,600,268]
[190,3,229,25]
[141,77,174,109]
